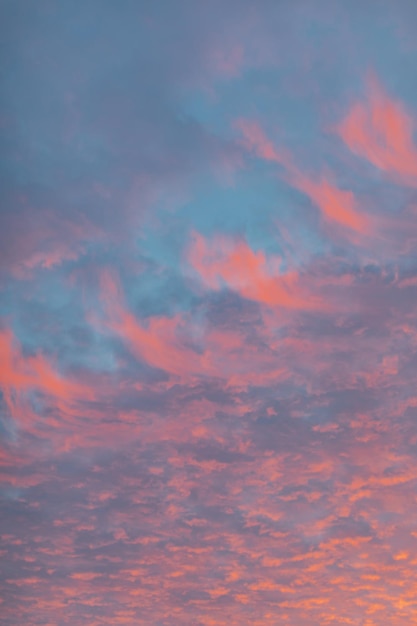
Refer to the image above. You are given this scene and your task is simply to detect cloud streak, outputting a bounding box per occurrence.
[337,75,417,185]
[238,119,372,238]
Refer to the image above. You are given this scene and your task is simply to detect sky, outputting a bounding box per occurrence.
[2,1,417,624]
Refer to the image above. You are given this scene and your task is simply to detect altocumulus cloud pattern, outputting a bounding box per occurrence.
[2,2,417,625]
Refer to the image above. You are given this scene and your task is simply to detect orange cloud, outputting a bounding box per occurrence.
[100,270,204,379]
[0,327,94,424]
[99,269,288,387]
[188,231,326,310]
[288,171,370,235]
[337,75,417,184]
[238,119,370,236]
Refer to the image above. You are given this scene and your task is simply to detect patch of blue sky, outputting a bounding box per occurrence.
[137,164,325,283]
[182,67,319,148]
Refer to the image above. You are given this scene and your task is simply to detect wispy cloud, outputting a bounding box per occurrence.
[337,74,417,185]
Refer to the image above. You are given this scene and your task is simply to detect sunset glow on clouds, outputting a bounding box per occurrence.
[337,75,417,185]
[3,2,417,625]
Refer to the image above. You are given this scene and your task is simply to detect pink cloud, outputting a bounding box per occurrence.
[236,119,285,164]
[337,74,417,185]
[2,209,100,280]
[0,327,94,426]
[288,172,370,235]
[99,270,204,379]
[237,119,371,237]
[187,231,327,310]
[98,269,290,388]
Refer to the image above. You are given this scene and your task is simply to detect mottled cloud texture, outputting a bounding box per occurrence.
[2,2,417,625]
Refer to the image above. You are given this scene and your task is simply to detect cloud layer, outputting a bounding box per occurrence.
[2,2,417,625]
